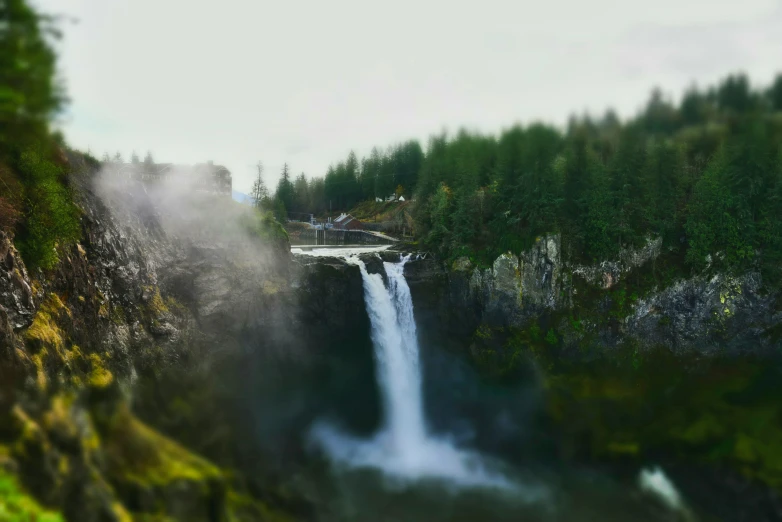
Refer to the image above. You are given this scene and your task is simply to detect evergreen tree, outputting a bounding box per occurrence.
[685,149,751,269]
[607,129,646,250]
[680,86,709,126]
[643,88,679,134]
[275,163,295,214]
[582,157,615,261]
[0,0,65,155]
[770,74,782,112]
[344,151,361,207]
[375,147,397,200]
[143,151,155,176]
[308,177,326,214]
[717,74,753,113]
[251,162,270,210]
[642,141,683,245]
[293,173,309,214]
[360,147,382,199]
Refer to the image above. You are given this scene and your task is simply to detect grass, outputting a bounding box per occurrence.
[346,199,410,222]
[0,468,64,522]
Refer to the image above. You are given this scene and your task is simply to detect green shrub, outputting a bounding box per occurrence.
[15,149,81,270]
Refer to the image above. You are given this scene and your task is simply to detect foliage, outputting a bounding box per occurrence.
[250,162,273,211]
[14,149,81,270]
[545,350,782,493]
[399,73,782,280]
[102,405,221,488]
[263,73,782,283]
[0,467,65,522]
[0,0,81,270]
[0,0,66,157]
[240,206,289,245]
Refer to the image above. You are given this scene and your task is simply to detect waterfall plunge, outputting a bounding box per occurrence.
[311,254,515,489]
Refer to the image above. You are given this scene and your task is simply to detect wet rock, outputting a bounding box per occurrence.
[0,231,35,330]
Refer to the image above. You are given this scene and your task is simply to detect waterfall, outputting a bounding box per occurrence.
[311,253,519,490]
[356,255,427,462]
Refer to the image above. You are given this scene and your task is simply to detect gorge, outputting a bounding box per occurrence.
[1,161,781,521]
[3,6,782,517]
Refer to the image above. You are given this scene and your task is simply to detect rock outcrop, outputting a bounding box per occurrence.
[402,234,781,356]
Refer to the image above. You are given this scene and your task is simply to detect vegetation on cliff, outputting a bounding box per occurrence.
[274,74,782,289]
[409,78,782,281]
[0,465,64,522]
[1,2,296,520]
[0,0,81,270]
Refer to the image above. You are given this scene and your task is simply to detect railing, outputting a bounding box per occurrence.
[289,229,396,246]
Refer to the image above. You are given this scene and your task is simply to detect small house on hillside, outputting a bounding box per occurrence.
[333,213,363,230]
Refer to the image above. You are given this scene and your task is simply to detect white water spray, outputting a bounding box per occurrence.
[312,254,525,490]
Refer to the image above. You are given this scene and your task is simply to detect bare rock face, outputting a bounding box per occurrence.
[626,271,780,355]
[402,233,781,356]
[572,236,663,289]
[448,235,563,329]
[0,231,35,331]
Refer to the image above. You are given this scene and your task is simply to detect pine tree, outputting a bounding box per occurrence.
[293,173,309,214]
[360,147,382,199]
[769,74,782,112]
[717,74,753,113]
[143,151,155,176]
[0,0,65,155]
[275,163,295,215]
[251,162,270,210]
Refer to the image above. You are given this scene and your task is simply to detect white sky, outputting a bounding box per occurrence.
[35,0,782,193]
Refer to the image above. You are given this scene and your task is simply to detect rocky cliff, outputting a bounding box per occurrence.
[401,235,782,358]
[0,154,376,522]
[3,151,780,520]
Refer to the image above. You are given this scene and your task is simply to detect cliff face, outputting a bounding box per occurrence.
[3,150,780,521]
[402,235,782,357]
[0,155,373,522]
[399,242,782,517]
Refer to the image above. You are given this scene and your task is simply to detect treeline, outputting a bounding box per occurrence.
[0,0,81,270]
[412,74,782,282]
[253,142,424,219]
[265,73,782,282]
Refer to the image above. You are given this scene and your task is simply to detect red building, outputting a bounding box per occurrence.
[333,213,363,230]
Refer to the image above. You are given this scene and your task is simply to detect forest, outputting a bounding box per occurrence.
[263,74,782,282]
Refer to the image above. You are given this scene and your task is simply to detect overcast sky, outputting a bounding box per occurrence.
[35,0,782,193]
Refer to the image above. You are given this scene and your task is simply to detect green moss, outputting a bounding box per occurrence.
[163,296,186,315]
[25,293,68,352]
[0,469,65,522]
[41,394,78,439]
[109,304,126,326]
[103,405,221,488]
[148,287,169,315]
[88,353,114,389]
[23,294,85,390]
[542,349,782,492]
[10,405,50,458]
